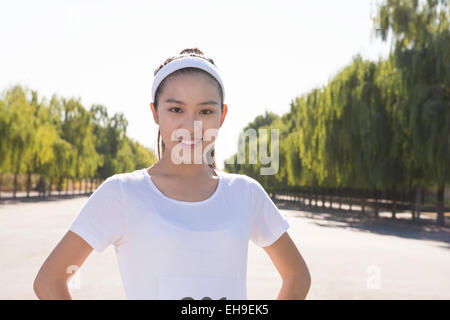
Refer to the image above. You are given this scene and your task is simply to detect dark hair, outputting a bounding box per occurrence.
[153,48,224,169]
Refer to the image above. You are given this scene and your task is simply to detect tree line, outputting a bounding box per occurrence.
[0,85,157,197]
[225,0,449,223]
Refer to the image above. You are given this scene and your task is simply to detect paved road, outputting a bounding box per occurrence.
[0,196,449,299]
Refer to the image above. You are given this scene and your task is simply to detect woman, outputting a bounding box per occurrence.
[33,48,311,300]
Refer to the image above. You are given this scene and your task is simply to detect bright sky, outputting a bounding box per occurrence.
[0,0,391,170]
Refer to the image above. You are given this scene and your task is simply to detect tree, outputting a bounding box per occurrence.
[376,0,450,223]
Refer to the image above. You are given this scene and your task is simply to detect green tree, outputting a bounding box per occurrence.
[376,0,450,223]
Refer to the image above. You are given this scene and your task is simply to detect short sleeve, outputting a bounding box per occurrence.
[69,175,127,253]
[248,178,290,247]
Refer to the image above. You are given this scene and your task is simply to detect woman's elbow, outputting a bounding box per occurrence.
[33,273,51,299]
[299,266,312,295]
[282,271,311,300]
[33,273,71,300]
[296,272,311,299]
[33,274,46,299]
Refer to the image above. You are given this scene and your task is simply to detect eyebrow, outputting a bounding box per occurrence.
[163,98,219,106]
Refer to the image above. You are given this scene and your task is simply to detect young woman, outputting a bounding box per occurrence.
[33,48,311,300]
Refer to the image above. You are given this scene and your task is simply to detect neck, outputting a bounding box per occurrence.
[154,150,216,179]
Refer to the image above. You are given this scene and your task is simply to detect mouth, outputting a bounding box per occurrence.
[179,139,203,147]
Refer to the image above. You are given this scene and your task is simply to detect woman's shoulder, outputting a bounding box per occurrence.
[108,168,148,187]
[216,170,261,190]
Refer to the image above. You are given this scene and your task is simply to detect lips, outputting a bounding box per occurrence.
[179,139,202,146]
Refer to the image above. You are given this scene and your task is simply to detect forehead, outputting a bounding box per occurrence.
[159,71,221,100]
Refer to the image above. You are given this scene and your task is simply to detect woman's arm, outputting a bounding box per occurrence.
[263,232,311,300]
[33,231,94,300]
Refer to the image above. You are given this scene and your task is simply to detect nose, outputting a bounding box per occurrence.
[179,113,203,140]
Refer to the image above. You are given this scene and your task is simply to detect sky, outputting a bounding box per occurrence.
[0,0,392,170]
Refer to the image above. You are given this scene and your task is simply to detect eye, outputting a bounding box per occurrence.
[169,107,182,113]
[169,108,214,115]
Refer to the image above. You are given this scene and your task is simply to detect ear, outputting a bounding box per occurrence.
[150,103,159,125]
[220,104,228,127]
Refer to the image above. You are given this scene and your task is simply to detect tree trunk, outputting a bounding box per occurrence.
[308,188,312,207]
[37,177,41,197]
[392,189,397,219]
[322,189,325,208]
[416,183,422,220]
[42,179,46,198]
[436,183,445,226]
[374,191,379,218]
[13,173,18,199]
[410,187,416,220]
[349,189,352,212]
[48,179,52,197]
[338,189,342,210]
[329,189,333,209]
[0,172,3,200]
[362,190,366,214]
[314,189,318,208]
[26,171,31,198]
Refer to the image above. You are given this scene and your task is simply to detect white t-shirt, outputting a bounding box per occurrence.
[69,168,290,300]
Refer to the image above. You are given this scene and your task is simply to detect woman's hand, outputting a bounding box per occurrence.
[263,232,311,300]
[33,231,94,300]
